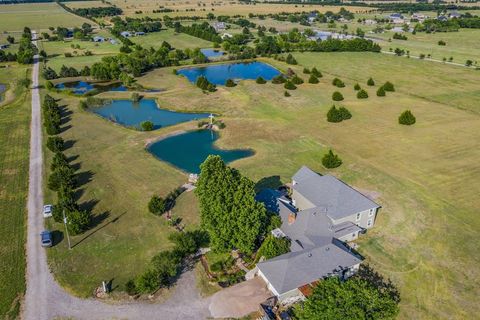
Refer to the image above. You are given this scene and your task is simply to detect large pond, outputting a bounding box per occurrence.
[0,83,5,102]
[148,130,254,173]
[177,61,281,85]
[91,99,210,130]
[201,48,225,58]
[55,81,127,95]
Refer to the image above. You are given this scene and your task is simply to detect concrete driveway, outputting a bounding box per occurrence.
[209,277,272,319]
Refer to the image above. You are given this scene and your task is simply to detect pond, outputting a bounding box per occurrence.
[201,48,225,58]
[177,61,281,85]
[147,130,254,173]
[0,83,5,102]
[91,99,210,130]
[55,81,127,95]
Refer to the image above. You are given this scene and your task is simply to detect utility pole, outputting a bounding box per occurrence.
[62,209,72,250]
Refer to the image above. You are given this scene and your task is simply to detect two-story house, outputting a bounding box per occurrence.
[255,166,381,304]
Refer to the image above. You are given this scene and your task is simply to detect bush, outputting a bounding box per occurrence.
[45,81,54,90]
[286,53,297,65]
[398,110,416,125]
[311,67,322,78]
[308,74,319,84]
[357,89,368,99]
[332,91,344,101]
[284,81,297,90]
[383,81,395,92]
[67,209,91,235]
[367,77,375,86]
[376,86,386,97]
[284,91,291,97]
[322,149,342,168]
[271,75,286,84]
[46,136,64,152]
[438,40,446,46]
[225,79,236,87]
[327,106,342,123]
[256,76,266,84]
[48,165,75,191]
[125,280,137,296]
[354,83,361,91]
[338,107,352,120]
[196,75,216,92]
[141,121,154,131]
[135,269,160,294]
[291,75,304,85]
[51,152,69,172]
[148,195,166,215]
[303,67,311,74]
[131,92,140,102]
[332,78,345,88]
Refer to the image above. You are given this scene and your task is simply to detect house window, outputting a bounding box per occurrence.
[356,213,361,221]
[367,219,373,227]
[369,208,375,217]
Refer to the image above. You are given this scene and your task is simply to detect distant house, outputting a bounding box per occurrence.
[411,13,427,22]
[255,166,381,304]
[110,39,117,45]
[449,11,461,19]
[135,31,145,36]
[120,31,132,37]
[392,18,405,24]
[92,36,105,42]
[364,19,377,25]
[387,13,404,20]
[307,12,317,23]
[212,22,226,32]
[308,30,355,41]
[437,15,448,22]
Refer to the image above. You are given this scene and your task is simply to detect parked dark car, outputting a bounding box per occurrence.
[40,230,53,247]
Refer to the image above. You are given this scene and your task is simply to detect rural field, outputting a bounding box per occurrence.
[0,64,31,318]
[0,3,92,32]
[40,50,480,318]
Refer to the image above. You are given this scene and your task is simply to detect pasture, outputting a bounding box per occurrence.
[41,50,480,319]
[0,64,31,319]
[0,3,92,32]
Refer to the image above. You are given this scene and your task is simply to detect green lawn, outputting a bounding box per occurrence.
[0,3,93,32]
[130,29,213,50]
[0,64,31,318]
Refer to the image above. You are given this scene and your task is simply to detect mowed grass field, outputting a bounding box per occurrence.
[0,64,31,318]
[43,50,480,318]
[0,3,92,32]
[130,29,212,50]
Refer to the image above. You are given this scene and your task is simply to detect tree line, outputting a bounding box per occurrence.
[72,6,122,18]
[174,22,223,43]
[111,16,162,33]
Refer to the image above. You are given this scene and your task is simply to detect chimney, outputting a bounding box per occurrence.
[288,212,296,224]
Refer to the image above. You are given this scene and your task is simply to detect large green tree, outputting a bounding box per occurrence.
[196,155,267,253]
[294,276,399,320]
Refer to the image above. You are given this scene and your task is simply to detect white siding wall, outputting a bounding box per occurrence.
[332,207,378,229]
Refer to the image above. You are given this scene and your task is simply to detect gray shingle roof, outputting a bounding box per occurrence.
[257,240,362,295]
[333,221,362,238]
[292,167,380,220]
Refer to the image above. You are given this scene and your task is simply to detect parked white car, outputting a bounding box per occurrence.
[43,205,53,218]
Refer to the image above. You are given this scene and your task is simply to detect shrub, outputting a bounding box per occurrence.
[46,136,64,152]
[196,75,216,92]
[398,110,416,125]
[225,79,236,87]
[383,81,395,92]
[172,68,177,75]
[354,83,361,91]
[338,107,352,120]
[148,195,166,215]
[125,280,137,296]
[256,76,266,84]
[291,75,304,85]
[367,77,375,86]
[45,81,54,90]
[256,234,290,261]
[51,152,69,172]
[271,75,286,84]
[286,53,297,65]
[303,67,311,74]
[357,89,368,99]
[376,86,386,97]
[438,40,446,46]
[332,91,344,101]
[327,106,342,123]
[308,74,319,84]
[48,165,75,191]
[284,91,291,97]
[332,78,345,88]
[322,149,342,168]
[64,52,72,58]
[67,209,91,235]
[284,81,297,90]
[141,121,154,131]
[311,67,322,78]
[135,269,160,294]
[131,92,140,102]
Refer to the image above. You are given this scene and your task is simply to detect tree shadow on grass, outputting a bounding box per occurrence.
[76,170,94,188]
[51,230,64,246]
[63,139,76,150]
[255,175,283,193]
[80,198,100,213]
[67,154,79,163]
[71,211,126,249]
[60,124,72,133]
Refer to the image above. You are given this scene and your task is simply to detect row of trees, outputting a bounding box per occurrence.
[174,22,222,43]
[111,17,162,33]
[72,6,122,18]
[43,95,91,235]
[17,27,37,64]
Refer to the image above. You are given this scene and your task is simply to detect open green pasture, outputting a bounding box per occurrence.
[130,29,213,50]
[0,63,31,319]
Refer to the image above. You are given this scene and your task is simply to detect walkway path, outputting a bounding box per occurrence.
[23,33,212,320]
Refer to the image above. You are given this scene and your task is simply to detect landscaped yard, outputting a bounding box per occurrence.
[0,64,31,318]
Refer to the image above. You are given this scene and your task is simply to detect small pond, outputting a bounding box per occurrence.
[0,84,6,102]
[148,130,254,173]
[55,81,127,95]
[91,99,210,130]
[201,48,225,58]
[177,61,281,85]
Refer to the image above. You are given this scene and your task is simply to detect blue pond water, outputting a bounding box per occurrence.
[55,81,127,95]
[148,130,254,173]
[92,99,210,130]
[177,61,281,85]
[201,48,225,58]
